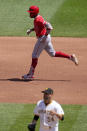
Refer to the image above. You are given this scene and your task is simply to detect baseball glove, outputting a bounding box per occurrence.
[28,123,36,131]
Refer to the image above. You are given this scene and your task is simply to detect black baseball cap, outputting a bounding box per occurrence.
[42,88,53,94]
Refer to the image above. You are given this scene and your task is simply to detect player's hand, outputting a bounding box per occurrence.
[40,35,47,42]
[48,110,64,120]
[49,110,56,116]
[28,123,36,131]
[27,29,32,35]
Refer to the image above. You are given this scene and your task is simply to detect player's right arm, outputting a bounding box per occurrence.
[27,28,35,35]
[27,100,41,130]
[32,114,39,124]
[27,115,39,131]
[27,103,40,131]
[28,115,39,128]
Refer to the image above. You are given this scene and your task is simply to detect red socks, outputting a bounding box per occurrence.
[28,58,38,76]
[55,52,70,59]
[31,58,38,68]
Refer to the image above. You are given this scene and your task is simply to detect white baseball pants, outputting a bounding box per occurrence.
[32,35,55,58]
[39,126,58,131]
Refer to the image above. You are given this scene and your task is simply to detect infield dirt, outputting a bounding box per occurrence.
[0,37,87,105]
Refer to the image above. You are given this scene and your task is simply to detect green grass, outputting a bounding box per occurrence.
[0,103,87,131]
[0,0,87,37]
[0,0,64,36]
[51,0,87,37]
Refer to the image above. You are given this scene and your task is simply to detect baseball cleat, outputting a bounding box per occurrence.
[22,74,34,81]
[70,54,79,65]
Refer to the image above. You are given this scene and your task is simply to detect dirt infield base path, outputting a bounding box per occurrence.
[0,37,87,105]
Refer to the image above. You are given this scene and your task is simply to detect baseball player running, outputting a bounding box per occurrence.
[28,88,64,131]
[22,5,78,80]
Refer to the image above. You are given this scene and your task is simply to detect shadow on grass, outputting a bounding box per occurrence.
[0,78,71,82]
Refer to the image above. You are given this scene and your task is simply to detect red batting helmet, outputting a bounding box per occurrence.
[27,6,39,16]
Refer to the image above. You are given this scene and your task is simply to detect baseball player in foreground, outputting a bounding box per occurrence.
[22,5,78,80]
[28,88,64,131]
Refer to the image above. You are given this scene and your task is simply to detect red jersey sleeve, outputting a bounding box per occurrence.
[34,15,47,37]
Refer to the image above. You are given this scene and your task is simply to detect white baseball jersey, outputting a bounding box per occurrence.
[34,100,64,131]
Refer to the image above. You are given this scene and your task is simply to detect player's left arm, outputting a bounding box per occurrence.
[40,22,53,42]
[44,22,53,36]
[49,111,64,121]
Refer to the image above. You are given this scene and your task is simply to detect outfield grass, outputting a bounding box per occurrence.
[0,0,63,36]
[0,103,87,131]
[0,0,87,37]
[51,0,87,37]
